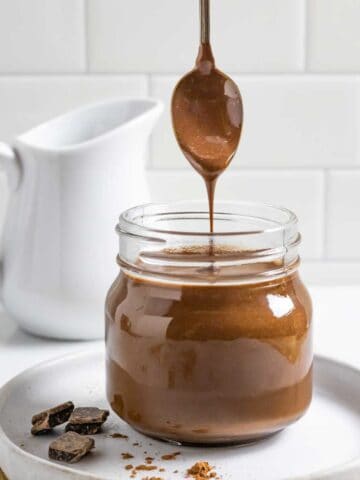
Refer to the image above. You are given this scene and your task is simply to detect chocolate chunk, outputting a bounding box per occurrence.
[65,407,109,435]
[31,401,74,435]
[48,432,94,464]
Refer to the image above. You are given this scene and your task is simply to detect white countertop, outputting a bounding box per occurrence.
[0,285,359,387]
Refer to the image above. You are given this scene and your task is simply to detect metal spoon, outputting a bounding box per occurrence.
[171,0,243,232]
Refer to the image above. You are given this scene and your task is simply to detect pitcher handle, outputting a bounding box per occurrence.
[0,142,21,293]
[0,143,21,191]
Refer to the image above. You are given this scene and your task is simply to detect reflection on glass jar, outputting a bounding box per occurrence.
[105,202,312,445]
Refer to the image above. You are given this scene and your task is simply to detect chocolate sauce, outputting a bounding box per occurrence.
[106,251,312,445]
[172,1,243,232]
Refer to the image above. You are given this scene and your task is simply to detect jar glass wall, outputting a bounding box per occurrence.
[105,201,313,445]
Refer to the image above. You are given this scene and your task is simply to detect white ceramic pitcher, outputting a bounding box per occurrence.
[0,98,163,340]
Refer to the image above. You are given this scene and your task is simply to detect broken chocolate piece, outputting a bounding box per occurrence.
[48,431,94,464]
[65,407,109,435]
[31,401,74,435]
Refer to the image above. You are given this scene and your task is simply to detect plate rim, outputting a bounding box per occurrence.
[0,348,359,480]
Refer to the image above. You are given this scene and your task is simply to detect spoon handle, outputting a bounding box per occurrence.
[200,0,210,44]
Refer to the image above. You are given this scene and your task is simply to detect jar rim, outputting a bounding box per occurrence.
[117,200,298,238]
[117,201,300,284]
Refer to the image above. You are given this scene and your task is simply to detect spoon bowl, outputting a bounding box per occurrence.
[172,46,243,180]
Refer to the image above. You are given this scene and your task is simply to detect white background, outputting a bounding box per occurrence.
[0,0,359,284]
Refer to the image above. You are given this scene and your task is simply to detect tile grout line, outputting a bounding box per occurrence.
[300,0,308,73]
[146,73,151,97]
[354,77,359,167]
[83,0,90,73]
[148,74,155,169]
[0,72,359,79]
[146,166,360,172]
[322,169,329,260]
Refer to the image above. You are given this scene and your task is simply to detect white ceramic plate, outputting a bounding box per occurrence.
[0,349,360,480]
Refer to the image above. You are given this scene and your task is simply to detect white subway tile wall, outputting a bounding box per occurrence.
[0,0,86,73]
[307,0,360,72]
[0,0,359,284]
[327,171,360,259]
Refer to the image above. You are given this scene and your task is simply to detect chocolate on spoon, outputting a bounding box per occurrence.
[171,0,243,232]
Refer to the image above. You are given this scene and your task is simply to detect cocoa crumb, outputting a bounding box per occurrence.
[159,468,165,472]
[145,456,154,464]
[121,452,134,459]
[173,470,178,474]
[125,464,134,470]
[110,432,128,439]
[161,451,181,460]
[187,461,217,480]
[142,477,163,480]
[135,464,157,471]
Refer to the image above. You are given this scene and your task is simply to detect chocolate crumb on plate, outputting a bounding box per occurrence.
[31,401,74,435]
[187,461,218,479]
[125,464,134,470]
[135,464,157,471]
[122,452,134,459]
[48,431,94,464]
[110,432,128,439]
[65,407,109,435]
[161,451,181,460]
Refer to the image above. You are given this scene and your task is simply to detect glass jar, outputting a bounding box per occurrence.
[105,201,312,446]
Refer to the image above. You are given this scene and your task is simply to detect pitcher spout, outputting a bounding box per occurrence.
[17,97,163,152]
